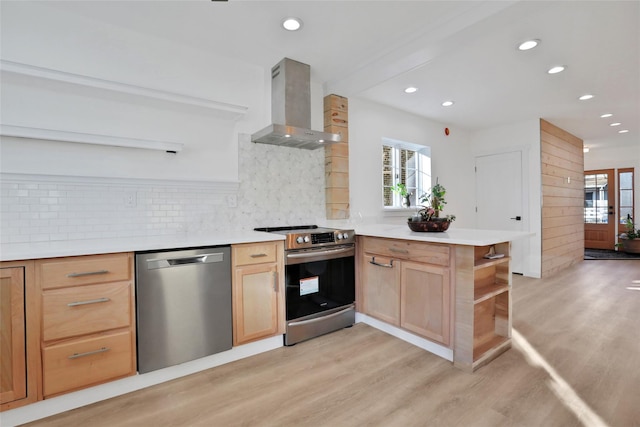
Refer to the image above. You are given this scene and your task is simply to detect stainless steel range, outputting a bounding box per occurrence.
[254,225,355,345]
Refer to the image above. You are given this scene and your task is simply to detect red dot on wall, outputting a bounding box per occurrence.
[445,128,450,136]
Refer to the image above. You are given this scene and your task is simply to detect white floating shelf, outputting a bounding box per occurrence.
[0,60,248,120]
[0,125,184,153]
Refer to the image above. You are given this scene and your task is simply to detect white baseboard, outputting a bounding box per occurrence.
[355,313,454,361]
[0,335,283,427]
[2,318,454,426]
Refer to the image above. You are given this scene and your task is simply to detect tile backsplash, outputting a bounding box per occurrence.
[1,134,327,244]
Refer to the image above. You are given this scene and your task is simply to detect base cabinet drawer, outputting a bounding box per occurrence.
[42,282,132,341]
[38,253,132,290]
[233,243,278,266]
[42,330,134,397]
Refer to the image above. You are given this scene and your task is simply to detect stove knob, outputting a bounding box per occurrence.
[303,236,310,243]
[296,236,304,244]
[342,232,349,239]
[337,233,343,240]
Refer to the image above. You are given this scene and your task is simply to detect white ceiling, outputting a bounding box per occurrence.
[47,0,639,150]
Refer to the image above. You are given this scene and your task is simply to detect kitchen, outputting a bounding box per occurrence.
[1,1,639,426]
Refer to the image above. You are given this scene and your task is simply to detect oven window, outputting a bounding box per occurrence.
[285,256,355,320]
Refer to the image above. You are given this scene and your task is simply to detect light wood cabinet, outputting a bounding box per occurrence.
[359,236,453,347]
[454,243,512,372]
[36,253,136,398]
[400,261,450,345]
[0,261,39,411]
[231,241,285,346]
[360,254,400,326]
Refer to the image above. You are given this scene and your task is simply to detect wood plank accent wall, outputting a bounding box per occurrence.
[540,119,585,277]
[324,94,350,219]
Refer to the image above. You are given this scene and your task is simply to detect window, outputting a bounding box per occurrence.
[382,138,431,208]
[619,168,634,224]
[584,172,609,224]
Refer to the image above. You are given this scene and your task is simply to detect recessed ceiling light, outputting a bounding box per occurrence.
[618,129,629,134]
[517,39,540,51]
[404,87,418,94]
[547,66,565,74]
[610,122,622,127]
[583,147,590,153]
[579,94,594,101]
[600,113,613,118]
[282,17,303,31]
[442,101,454,107]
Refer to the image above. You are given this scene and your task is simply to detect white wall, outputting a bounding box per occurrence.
[0,2,331,243]
[470,119,542,277]
[347,98,476,227]
[0,2,264,182]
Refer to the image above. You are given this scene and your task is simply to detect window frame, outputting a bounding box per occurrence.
[381,138,431,210]
[618,167,635,224]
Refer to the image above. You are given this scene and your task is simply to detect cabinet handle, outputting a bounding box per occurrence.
[370,257,394,268]
[67,297,111,307]
[68,347,110,359]
[389,248,409,254]
[273,271,278,292]
[250,253,268,258]
[66,269,109,278]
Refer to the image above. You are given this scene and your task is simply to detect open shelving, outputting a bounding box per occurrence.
[454,242,513,372]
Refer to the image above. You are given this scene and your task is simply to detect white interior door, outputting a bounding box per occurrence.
[475,151,525,274]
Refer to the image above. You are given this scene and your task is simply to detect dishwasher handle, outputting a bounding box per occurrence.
[146,252,225,270]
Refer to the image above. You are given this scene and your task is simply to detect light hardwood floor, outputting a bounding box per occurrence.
[23,260,640,427]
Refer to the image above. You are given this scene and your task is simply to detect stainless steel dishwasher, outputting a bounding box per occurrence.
[135,246,232,374]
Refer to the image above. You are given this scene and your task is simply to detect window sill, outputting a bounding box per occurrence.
[382,207,419,217]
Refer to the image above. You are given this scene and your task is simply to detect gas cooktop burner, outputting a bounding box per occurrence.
[254,225,355,250]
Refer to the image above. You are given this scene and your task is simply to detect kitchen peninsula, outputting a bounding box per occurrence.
[1,225,528,425]
[353,224,531,372]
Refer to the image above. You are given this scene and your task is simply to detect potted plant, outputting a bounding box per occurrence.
[391,183,412,208]
[617,215,640,254]
[407,179,456,232]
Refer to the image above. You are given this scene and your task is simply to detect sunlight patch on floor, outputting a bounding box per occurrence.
[512,328,609,427]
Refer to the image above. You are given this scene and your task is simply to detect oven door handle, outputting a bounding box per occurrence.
[287,306,354,327]
[285,245,354,264]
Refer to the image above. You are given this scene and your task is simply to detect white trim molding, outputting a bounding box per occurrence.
[1,124,184,153]
[0,60,249,120]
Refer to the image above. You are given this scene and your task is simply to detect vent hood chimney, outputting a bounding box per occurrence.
[251,58,341,150]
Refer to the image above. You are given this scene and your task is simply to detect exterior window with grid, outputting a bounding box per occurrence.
[619,168,634,224]
[584,173,609,224]
[382,138,431,208]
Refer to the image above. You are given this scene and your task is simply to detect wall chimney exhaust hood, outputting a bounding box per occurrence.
[251,58,341,150]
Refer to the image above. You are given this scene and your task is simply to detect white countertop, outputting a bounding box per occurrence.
[1,224,532,262]
[0,231,284,261]
[353,224,532,246]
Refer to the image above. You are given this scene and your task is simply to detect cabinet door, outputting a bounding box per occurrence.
[233,263,279,345]
[361,254,401,326]
[400,261,451,346]
[0,267,26,405]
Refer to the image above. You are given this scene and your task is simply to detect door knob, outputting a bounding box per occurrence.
[510,216,522,221]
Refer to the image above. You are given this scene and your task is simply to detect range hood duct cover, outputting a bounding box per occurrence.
[251,58,341,150]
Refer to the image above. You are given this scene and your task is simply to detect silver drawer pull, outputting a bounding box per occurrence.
[389,248,409,254]
[370,257,394,268]
[67,270,109,278]
[250,253,268,258]
[68,347,110,359]
[67,297,110,307]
